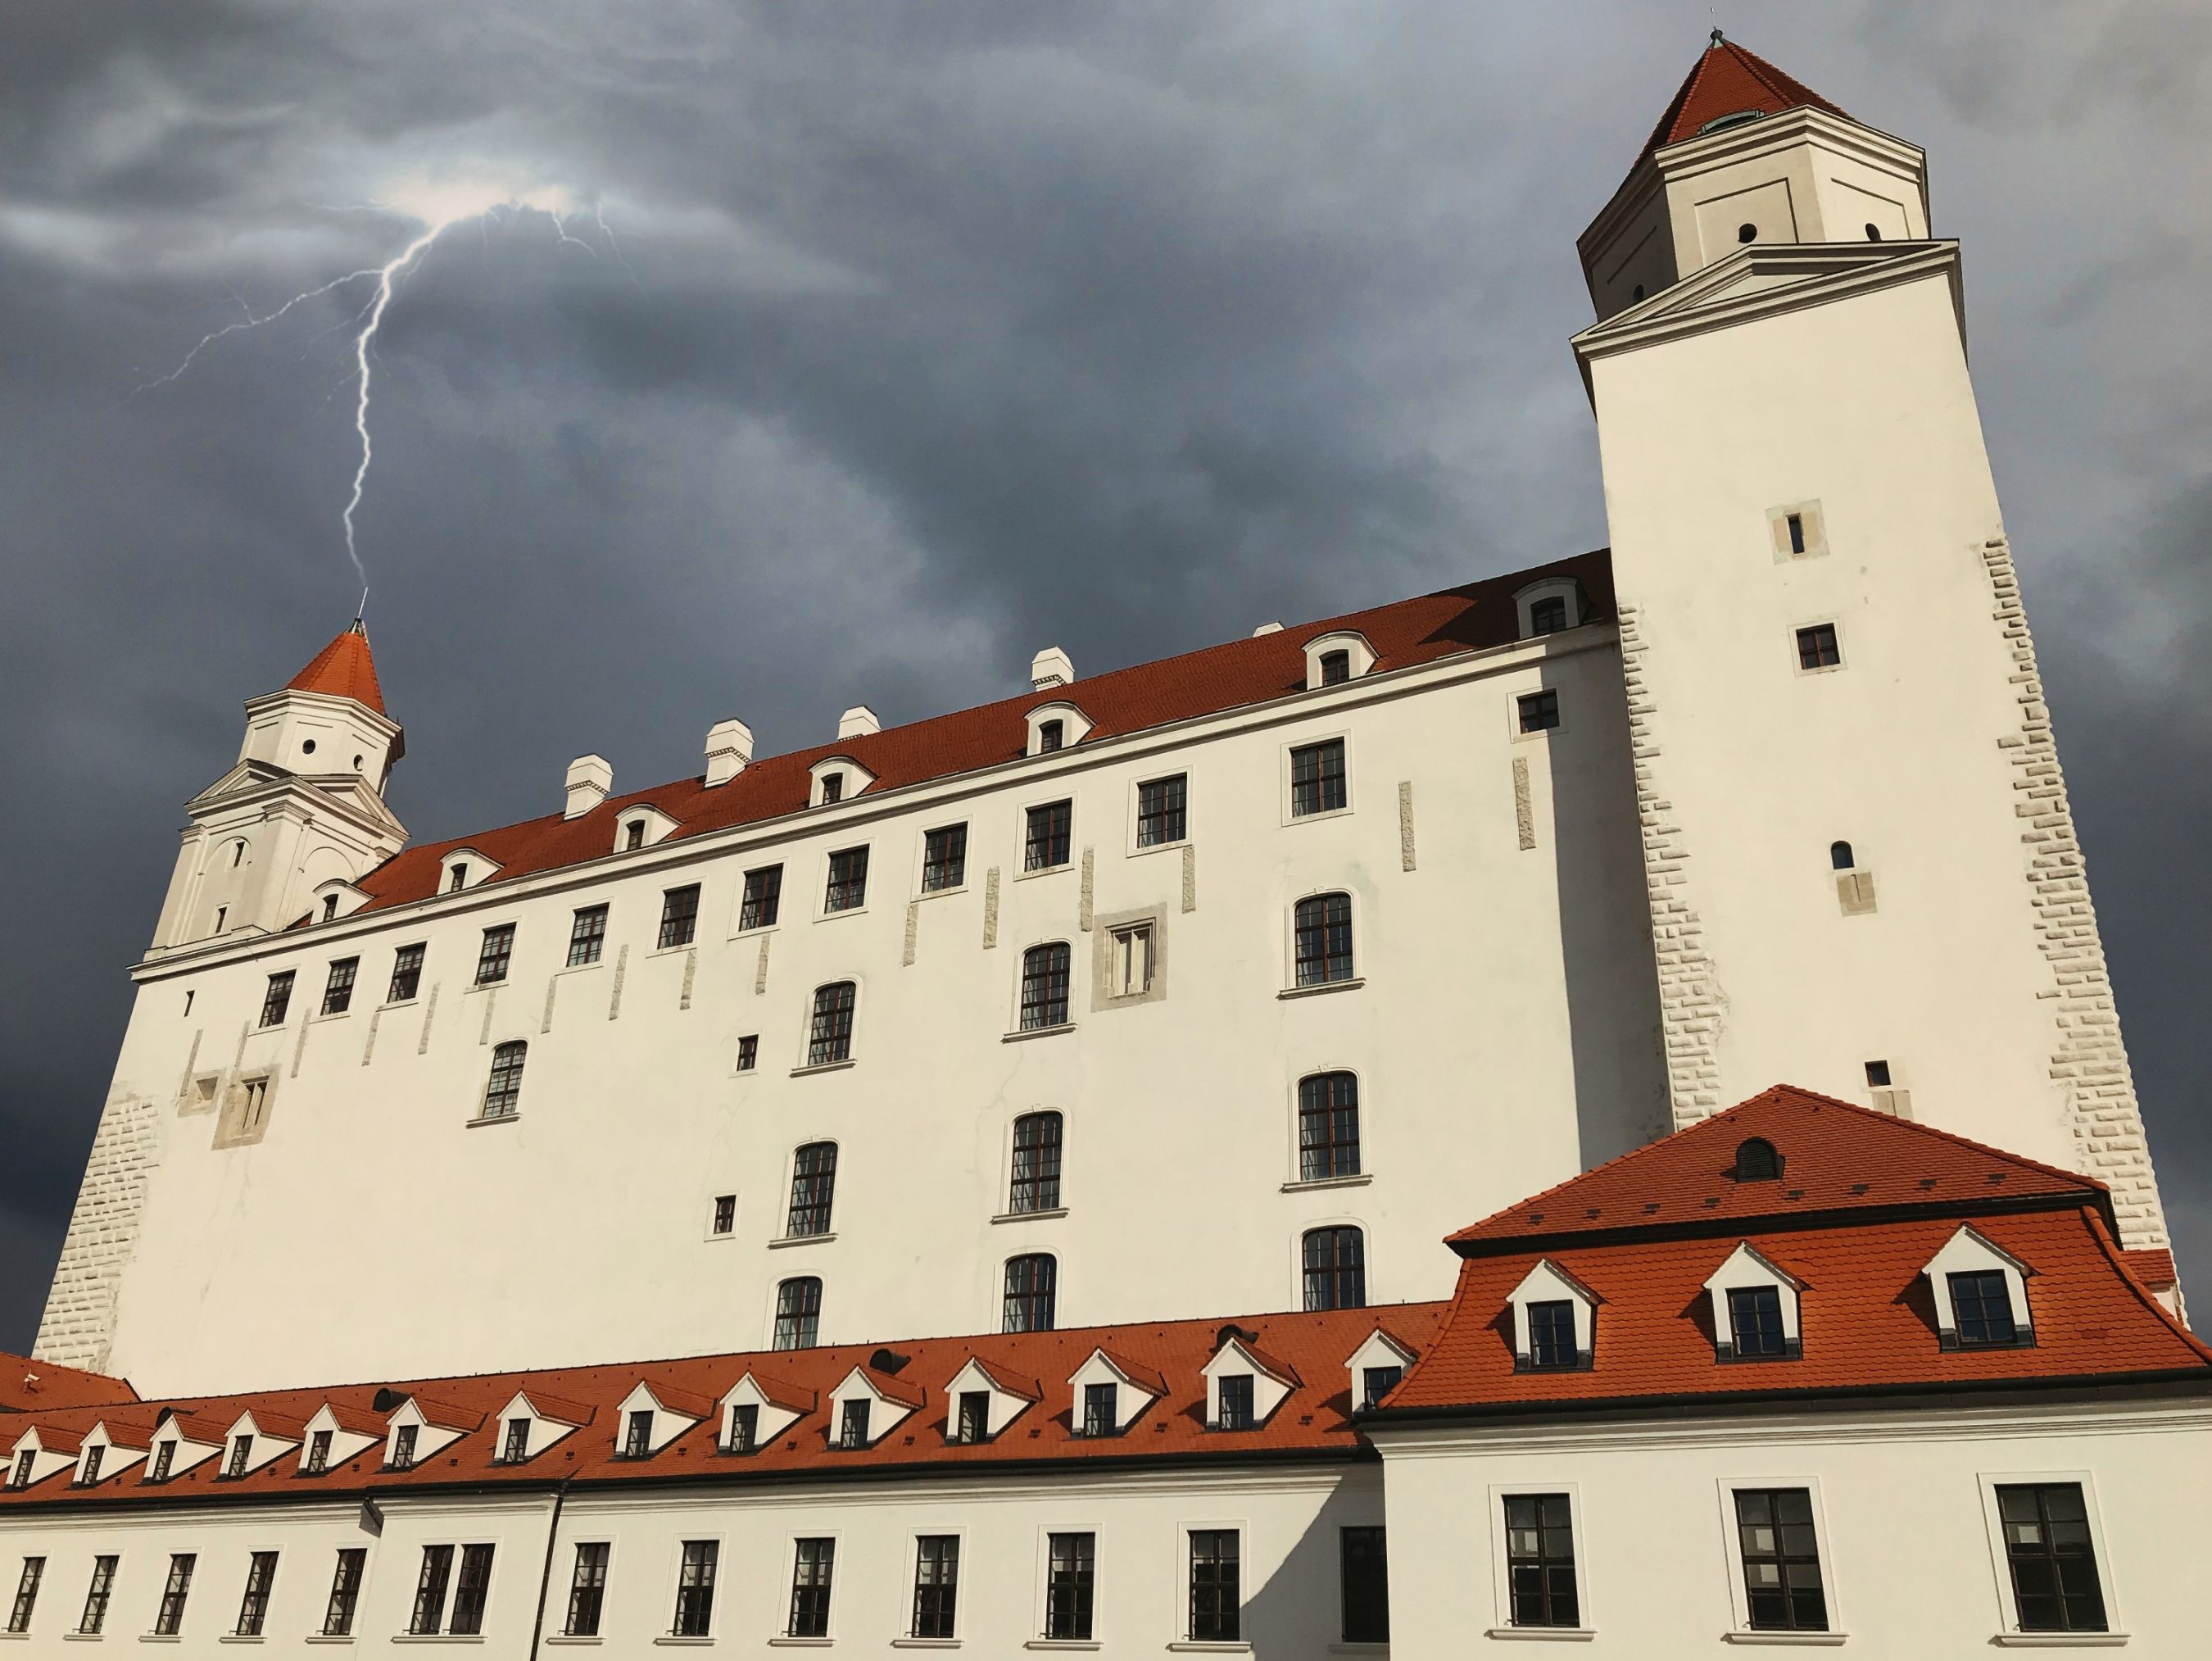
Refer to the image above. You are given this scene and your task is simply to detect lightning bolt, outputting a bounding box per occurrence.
[339,221,448,590]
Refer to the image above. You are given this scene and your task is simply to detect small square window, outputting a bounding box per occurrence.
[736,1035,759,1072]
[1136,774,1187,846]
[1517,690,1561,733]
[1528,596,1569,635]
[1290,740,1347,817]
[824,847,869,913]
[1796,624,1842,670]
[1865,1059,1892,1087]
[1024,801,1072,871]
[922,824,968,892]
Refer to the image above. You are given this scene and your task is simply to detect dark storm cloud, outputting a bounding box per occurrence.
[2,2,2209,1349]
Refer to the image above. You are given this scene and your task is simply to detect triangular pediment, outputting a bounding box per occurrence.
[188,763,407,842]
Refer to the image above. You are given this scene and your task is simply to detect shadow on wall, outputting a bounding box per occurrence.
[1240,1468,1381,1654]
[1551,645,1672,1169]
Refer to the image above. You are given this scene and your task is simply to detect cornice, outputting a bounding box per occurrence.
[130,615,1620,985]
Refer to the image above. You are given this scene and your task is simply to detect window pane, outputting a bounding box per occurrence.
[1004,1254,1057,1333]
[1997,1483,2106,1633]
[1734,1488,1826,1632]
[787,1143,838,1237]
[1303,1227,1367,1310]
[824,847,869,912]
[567,905,609,967]
[740,865,783,929]
[922,825,968,892]
[1137,774,1188,846]
[1340,1527,1389,1642]
[774,1278,822,1350]
[659,885,701,949]
[807,983,856,1065]
[1298,1072,1361,1180]
[483,1041,528,1119]
[1727,1287,1788,1358]
[1025,801,1073,870]
[565,1544,608,1638]
[788,1539,835,1639]
[1948,1270,2018,1346]
[474,926,514,985]
[1290,740,1348,816]
[1504,1495,1577,1628]
[1020,943,1072,1029]
[1046,1534,1095,1641]
[1010,1112,1064,1212]
[324,1549,365,1638]
[1188,1530,1240,1643]
[1528,1300,1579,1368]
[1294,893,1355,986]
[913,1536,959,1640]
[673,1541,718,1638]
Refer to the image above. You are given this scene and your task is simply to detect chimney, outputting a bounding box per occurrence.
[704,719,754,787]
[838,706,881,740]
[1031,647,1074,691]
[564,754,612,819]
[1251,621,1284,637]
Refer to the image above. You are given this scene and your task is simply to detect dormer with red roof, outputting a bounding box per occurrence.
[1577,32,1929,323]
[148,618,409,951]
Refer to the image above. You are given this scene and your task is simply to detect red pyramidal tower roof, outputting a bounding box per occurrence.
[1638,33,1849,164]
[285,619,387,715]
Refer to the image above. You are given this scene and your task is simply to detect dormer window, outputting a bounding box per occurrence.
[1727,1287,1789,1359]
[1319,650,1351,686]
[77,1446,102,1486]
[1733,1138,1782,1182]
[1515,578,1588,641]
[622,1410,652,1459]
[322,894,338,921]
[1508,1261,1600,1373]
[809,756,877,806]
[1025,703,1093,756]
[1080,1383,1116,1438]
[839,1399,871,1450]
[1528,1300,1580,1369]
[390,1424,417,1470]
[1528,597,1568,635]
[1923,1226,2034,1350]
[728,1404,759,1454]
[1361,1366,1402,1409]
[306,1431,331,1475]
[9,1450,30,1488]
[625,820,645,850]
[448,864,468,892]
[1038,719,1064,753]
[1215,1376,1254,1432]
[956,1391,990,1445]
[225,1435,252,1478]
[1949,1272,2016,1346]
[148,1442,174,1482]
[501,1418,530,1464]
[1705,1243,1805,1362]
[1302,631,1376,690]
[821,773,844,805]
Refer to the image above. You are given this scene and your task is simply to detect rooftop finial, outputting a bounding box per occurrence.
[1711,27,1725,48]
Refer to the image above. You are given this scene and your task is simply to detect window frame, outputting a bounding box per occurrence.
[1792,619,1847,675]
[259,969,296,1028]
[657,884,702,951]
[1017,940,1075,1032]
[907,1528,966,1642]
[565,903,610,969]
[1003,1252,1058,1333]
[1514,688,1563,737]
[918,822,971,896]
[1289,889,1358,991]
[1018,797,1076,877]
[1294,1069,1363,1185]
[1485,1482,1592,1636]
[784,1141,839,1239]
[320,956,360,1016]
[1008,1110,1065,1214]
[480,1039,528,1121]
[1131,771,1190,853]
[1340,1523,1389,1644]
[563,1541,612,1640]
[386,942,426,1005]
[1299,1222,1369,1312]
[821,845,872,917]
[473,924,515,987]
[800,980,859,1069]
[669,1536,721,1641]
[1283,733,1353,824]
[784,1533,840,1641]
[322,1546,367,1639]
[1036,1527,1100,1645]
[1976,1470,2120,1640]
[1181,1523,1245,1645]
[771,1276,823,1351]
[1714,1476,1841,1639]
[735,863,785,934]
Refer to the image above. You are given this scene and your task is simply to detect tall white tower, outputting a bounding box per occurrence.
[147,619,408,951]
[1575,36,2167,1246]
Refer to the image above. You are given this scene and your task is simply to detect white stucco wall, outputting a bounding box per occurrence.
[1375,1397,2210,1657]
[52,629,1666,1395]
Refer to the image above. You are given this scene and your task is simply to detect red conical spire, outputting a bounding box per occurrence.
[285,619,388,715]
[1638,31,1849,165]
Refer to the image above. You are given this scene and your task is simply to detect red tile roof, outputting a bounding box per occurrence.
[1639,35,1849,163]
[284,619,387,715]
[0,1305,1444,1507]
[1447,1086,2109,1251]
[342,554,1611,917]
[2124,1249,2178,1292]
[0,1354,137,1415]
[510,1389,596,1427]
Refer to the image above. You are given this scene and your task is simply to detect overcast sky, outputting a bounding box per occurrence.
[3,2,2208,1353]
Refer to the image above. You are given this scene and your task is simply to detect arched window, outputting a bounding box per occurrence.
[1298,1073,1362,1182]
[625,820,645,851]
[1303,1227,1366,1311]
[1038,719,1065,754]
[773,1278,822,1350]
[1004,1254,1058,1333]
[1021,943,1072,1030]
[807,982,856,1066]
[482,1042,527,1119]
[787,1143,838,1237]
[1319,650,1352,686]
[321,894,338,921]
[1734,1137,1782,1182]
[1010,1111,1064,1213]
[1294,893,1355,987]
[1829,842,1855,871]
[448,864,468,893]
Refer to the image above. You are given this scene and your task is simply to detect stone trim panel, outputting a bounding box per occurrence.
[33,1091,161,1373]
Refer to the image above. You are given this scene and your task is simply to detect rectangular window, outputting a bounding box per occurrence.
[321,957,359,1014]
[1528,597,1569,635]
[922,824,968,892]
[773,1278,822,1350]
[567,904,609,967]
[788,1539,835,1639]
[236,1550,277,1637]
[474,924,514,985]
[79,1555,117,1636]
[673,1541,718,1639]
[1137,774,1188,846]
[658,885,700,950]
[227,1433,253,1477]
[712,1194,737,1236]
[1726,1286,1790,1359]
[1320,648,1353,684]
[564,1544,608,1639]
[410,1545,452,1636]
[1020,943,1072,1029]
[8,1450,30,1489]
[955,1391,990,1445]
[501,1418,530,1463]
[839,1399,871,1450]
[391,1423,418,1469]
[1081,1382,1117,1438]
[807,983,856,1066]
[1189,1530,1240,1643]
[7,1558,42,1636]
[1290,739,1347,817]
[77,1445,102,1486]
[1950,1270,2019,1346]
[623,1409,654,1459]
[1298,1072,1361,1180]
[788,1143,838,1236]
[388,943,425,1002]
[1024,800,1073,871]
[913,1535,960,1640]
[736,1034,759,1072]
[153,1554,193,1636]
[1045,1533,1095,1641]
[148,1441,174,1482]
[1517,689,1561,733]
[1294,892,1355,986]
[306,1428,332,1474]
[1341,1526,1389,1643]
[448,1544,493,1636]
[1528,1300,1578,1368]
[728,1405,759,1454]
[824,846,869,912]
[1009,1112,1063,1212]
[1796,624,1842,670]
[323,1549,365,1638]
[740,865,784,929]
[1734,1488,1827,1632]
[259,970,295,1028]
[1505,1494,1579,1628]
[1361,1364,1403,1409]
[1216,1375,1254,1431]
[1036,719,1064,754]
[1997,1483,2107,1633]
[1108,922,1155,997]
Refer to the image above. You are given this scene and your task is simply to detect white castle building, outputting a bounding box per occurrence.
[5,38,2201,1659]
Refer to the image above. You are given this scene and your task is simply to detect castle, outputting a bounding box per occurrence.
[4,39,2201,1659]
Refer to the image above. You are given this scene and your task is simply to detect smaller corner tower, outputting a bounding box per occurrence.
[148,619,408,951]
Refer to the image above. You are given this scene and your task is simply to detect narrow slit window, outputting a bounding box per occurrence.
[1787,513,1806,556]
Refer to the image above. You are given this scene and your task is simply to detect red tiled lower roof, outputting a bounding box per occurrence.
[2124,1249,2178,1292]
[342,554,1611,917]
[1639,37,1849,163]
[1392,1206,2211,1414]
[0,1354,137,1414]
[0,1305,1446,1506]
[1448,1086,2109,1250]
